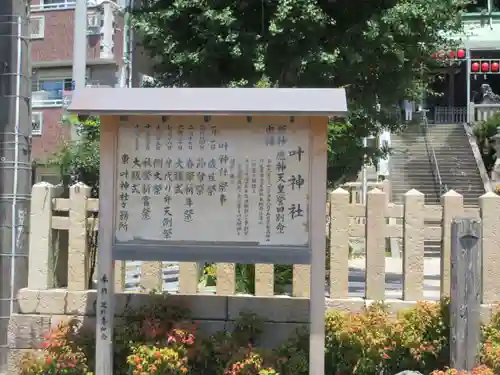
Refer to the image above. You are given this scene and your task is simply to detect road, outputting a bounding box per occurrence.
[125,258,442,300]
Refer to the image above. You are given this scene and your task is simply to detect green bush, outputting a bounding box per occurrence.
[18,296,500,375]
[473,113,499,175]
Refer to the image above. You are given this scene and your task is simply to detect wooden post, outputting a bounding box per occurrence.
[450,217,481,371]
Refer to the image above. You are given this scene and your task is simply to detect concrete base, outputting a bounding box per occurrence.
[8,288,499,374]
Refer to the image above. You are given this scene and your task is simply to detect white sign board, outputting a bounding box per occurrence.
[115,117,310,246]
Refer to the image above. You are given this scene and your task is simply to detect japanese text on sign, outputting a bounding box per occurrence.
[115,117,310,246]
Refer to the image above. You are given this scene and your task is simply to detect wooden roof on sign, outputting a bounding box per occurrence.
[67,87,348,116]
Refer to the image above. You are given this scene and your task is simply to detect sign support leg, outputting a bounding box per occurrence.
[95,120,118,375]
[308,118,328,375]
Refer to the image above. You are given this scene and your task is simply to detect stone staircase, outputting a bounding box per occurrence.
[428,123,485,206]
[390,122,485,205]
[390,125,441,205]
[390,121,485,256]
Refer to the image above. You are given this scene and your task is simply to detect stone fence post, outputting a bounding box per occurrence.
[28,182,55,289]
[68,183,91,290]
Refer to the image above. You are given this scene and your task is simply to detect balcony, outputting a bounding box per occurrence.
[32,79,107,108]
[31,0,98,12]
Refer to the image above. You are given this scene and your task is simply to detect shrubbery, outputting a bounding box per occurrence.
[19,296,500,375]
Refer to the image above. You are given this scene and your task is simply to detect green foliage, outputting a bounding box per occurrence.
[481,307,500,373]
[200,264,292,295]
[49,115,100,197]
[132,0,468,184]
[473,113,499,176]
[18,298,500,375]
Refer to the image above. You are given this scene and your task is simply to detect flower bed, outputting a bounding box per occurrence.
[18,297,500,375]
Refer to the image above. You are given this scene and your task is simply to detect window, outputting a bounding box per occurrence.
[29,16,44,39]
[465,0,488,13]
[493,0,500,12]
[42,0,73,5]
[32,78,73,100]
[32,112,43,135]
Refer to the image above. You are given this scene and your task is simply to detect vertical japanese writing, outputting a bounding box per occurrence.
[155,124,162,151]
[199,124,206,150]
[236,163,243,236]
[130,156,141,195]
[177,124,184,150]
[265,124,275,146]
[229,157,236,185]
[119,153,130,231]
[258,159,265,224]
[162,194,173,239]
[209,125,217,150]
[243,158,249,236]
[145,124,151,150]
[184,197,194,222]
[288,146,304,162]
[166,123,173,150]
[99,274,109,340]
[117,119,309,245]
[187,125,194,150]
[265,158,272,242]
[134,123,140,150]
[251,160,257,194]
[288,144,305,222]
[276,124,287,146]
[276,151,286,234]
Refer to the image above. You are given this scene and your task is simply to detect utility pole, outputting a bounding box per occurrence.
[0,0,31,373]
[71,0,87,139]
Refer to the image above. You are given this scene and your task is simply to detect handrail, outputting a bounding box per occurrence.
[419,110,448,196]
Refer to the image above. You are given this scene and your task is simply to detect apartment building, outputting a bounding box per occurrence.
[29,0,125,182]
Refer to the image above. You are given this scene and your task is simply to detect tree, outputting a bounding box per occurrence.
[49,115,100,197]
[132,0,467,185]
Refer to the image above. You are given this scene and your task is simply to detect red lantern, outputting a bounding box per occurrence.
[449,50,455,58]
[471,62,480,72]
[457,49,466,59]
[481,62,490,72]
[492,62,499,72]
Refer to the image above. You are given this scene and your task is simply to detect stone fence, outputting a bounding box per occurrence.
[25,180,500,301]
[8,181,500,372]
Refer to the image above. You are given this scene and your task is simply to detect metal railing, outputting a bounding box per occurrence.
[420,110,448,196]
[32,98,64,107]
[30,0,98,12]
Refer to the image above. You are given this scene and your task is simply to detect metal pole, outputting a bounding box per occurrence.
[120,0,133,88]
[72,0,87,139]
[361,137,368,204]
[466,47,471,123]
[0,0,31,372]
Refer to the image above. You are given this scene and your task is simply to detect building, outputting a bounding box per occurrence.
[29,0,125,182]
[427,1,500,124]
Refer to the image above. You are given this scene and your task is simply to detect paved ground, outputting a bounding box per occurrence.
[125,258,442,300]
[347,257,441,300]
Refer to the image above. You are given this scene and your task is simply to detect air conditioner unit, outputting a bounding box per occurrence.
[87,13,102,34]
[32,112,43,135]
